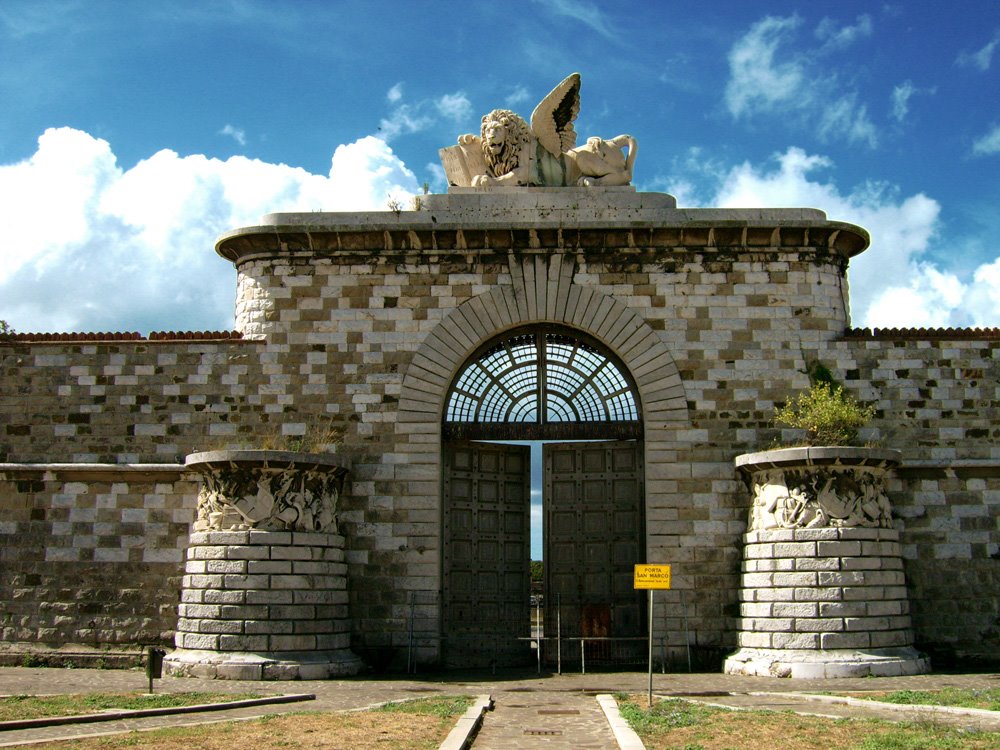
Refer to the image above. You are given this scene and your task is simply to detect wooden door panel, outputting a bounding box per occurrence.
[544,440,645,645]
[443,442,531,667]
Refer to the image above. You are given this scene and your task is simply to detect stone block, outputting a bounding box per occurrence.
[247,560,292,575]
[190,545,227,560]
[844,586,883,601]
[737,632,772,648]
[249,530,291,546]
[269,546,313,561]
[793,557,840,571]
[773,542,816,558]
[179,632,219,650]
[203,589,246,604]
[794,617,844,633]
[295,589,345,605]
[771,572,817,587]
[752,617,794,631]
[226,545,270,560]
[740,602,772,618]
[221,604,269,620]
[840,557,882,570]
[753,588,796,602]
[788,663,826,679]
[269,634,316,651]
[206,560,248,574]
[818,571,867,587]
[198,619,245,635]
[794,587,843,602]
[816,540,862,557]
[869,630,909,647]
[820,632,870,649]
[771,602,818,618]
[214,663,263,680]
[819,601,867,617]
[740,572,773,588]
[178,603,221,619]
[270,574,312,590]
[218,634,268,651]
[771,632,819,649]
[223,574,270,589]
[866,600,903,617]
[246,590,293,605]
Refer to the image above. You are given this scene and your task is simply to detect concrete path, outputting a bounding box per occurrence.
[473,690,617,749]
[0,667,997,747]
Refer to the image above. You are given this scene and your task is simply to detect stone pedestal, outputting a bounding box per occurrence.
[166,530,361,679]
[724,447,929,678]
[164,451,362,679]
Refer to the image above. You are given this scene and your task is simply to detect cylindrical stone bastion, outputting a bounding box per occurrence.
[165,451,362,680]
[725,447,929,679]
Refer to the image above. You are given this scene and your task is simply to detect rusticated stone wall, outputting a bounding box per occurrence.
[0,465,198,660]
[1,193,997,666]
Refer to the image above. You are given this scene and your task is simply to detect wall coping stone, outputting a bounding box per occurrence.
[185,450,347,473]
[736,447,902,473]
[0,463,187,479]
[215,191,870,262]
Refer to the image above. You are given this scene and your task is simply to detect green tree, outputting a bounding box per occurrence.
[529,560,543,583]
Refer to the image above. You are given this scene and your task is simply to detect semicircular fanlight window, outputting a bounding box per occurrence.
[445,331,639,425]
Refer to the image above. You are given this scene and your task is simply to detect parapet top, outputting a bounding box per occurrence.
[439,73,638,189]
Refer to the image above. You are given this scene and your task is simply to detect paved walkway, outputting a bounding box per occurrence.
[0,667,997,747]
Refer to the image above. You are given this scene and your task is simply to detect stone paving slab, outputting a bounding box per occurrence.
[472,690,617,749]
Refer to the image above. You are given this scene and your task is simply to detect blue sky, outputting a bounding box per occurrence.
[1,0,999,334]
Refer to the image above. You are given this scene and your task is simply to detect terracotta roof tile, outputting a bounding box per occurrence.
[5,331,244,343]
[845,327,1000,340]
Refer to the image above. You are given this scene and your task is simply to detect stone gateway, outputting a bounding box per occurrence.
[1,76,997,678]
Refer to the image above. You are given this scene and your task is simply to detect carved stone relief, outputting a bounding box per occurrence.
[187,452,346,533]
[750,467,894,530]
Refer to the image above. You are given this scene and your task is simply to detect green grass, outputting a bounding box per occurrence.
[0,692,263,721]
[859,689,1000,712]
[374,696,473,718]
[615,697,719,735]
[616,695,1000,750]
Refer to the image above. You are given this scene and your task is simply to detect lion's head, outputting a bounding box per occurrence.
[480,109,531,178]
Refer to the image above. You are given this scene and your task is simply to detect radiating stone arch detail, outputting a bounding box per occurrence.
[397,256,688,433]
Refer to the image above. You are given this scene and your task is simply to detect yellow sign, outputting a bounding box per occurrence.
[634,564,671,589]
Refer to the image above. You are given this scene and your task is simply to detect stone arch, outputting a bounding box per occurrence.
[397,264,687,440]
[396,253,689,481]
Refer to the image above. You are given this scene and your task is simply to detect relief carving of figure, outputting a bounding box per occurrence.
[749,468,894,531]
[194,462,342,533]
[440,73,637,188]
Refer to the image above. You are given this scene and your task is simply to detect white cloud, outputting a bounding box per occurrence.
[505,85,530,107]
[972,124,1000,156]
[725,15,878,148]
[956,33,999,71]
[725,15,805,117]
[891,81,916,123]
[379,90,474,141]
[815,14,872,51]
[218,124,247,146]
[0,127,418,333]
[436,92,472,122]
[386,82,403,103]
[535,0,616,39]
[708,146,999,328]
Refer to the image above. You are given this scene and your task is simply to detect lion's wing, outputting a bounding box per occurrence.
[530,72,581,158]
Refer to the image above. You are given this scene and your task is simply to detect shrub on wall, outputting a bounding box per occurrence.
[774,382,875,446]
